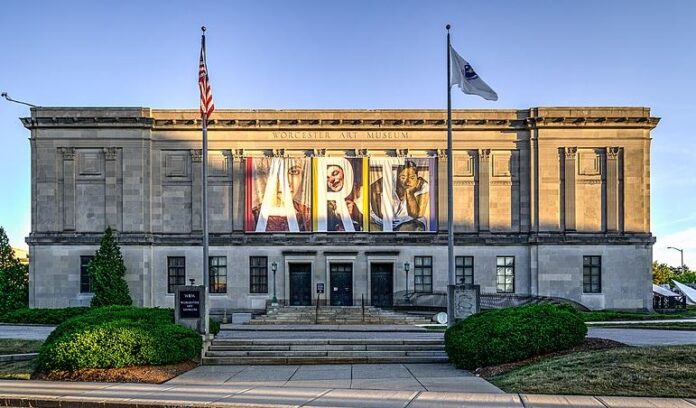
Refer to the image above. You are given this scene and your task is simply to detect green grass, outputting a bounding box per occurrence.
[598,322,696,330]
[0,339,43,354]
[579,309,696,322]
[0,360,34,380]
[490,345,696,398]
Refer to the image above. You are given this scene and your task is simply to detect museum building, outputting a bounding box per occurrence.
[23,106,658,311]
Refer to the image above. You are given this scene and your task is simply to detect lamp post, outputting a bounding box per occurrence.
[271,262,278,305]
[667,246,685,268]
[1,92,37,108]
[404,261,410,303]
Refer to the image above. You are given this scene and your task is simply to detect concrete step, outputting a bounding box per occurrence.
[211,339,443,346]
[202,355,450,365]
[205,350,447,358]
[208,344,444,352]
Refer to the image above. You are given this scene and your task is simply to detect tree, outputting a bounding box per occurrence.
[89,226,132,307]
[652,261,673,285]
[0,227,28,315]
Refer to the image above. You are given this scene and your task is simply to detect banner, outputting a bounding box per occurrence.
[368,157,437,232]
[245,157,312,232]
[244,156,437,232]
[313,157,368,232]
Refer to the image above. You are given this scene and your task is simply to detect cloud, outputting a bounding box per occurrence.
[654,227,696,268]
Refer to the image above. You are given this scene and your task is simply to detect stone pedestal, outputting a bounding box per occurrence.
[448,284,480,321]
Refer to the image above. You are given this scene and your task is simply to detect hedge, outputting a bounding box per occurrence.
[0,307,92,325]
[444,304,587,370]
[36,306,201,371]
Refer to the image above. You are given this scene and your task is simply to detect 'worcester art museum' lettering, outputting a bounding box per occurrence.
[23,107,659,311]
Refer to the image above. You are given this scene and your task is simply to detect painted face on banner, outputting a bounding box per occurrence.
[368,157,436,232]
[314,158,365,232]
[246,157,312,232]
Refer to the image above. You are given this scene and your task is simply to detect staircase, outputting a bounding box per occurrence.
[249,306,432,325]
[202,337,448,365]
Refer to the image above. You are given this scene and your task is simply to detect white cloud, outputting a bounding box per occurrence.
[654,227,696,268]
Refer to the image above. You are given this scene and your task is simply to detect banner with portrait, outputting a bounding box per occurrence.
[368,157,437,232]
[245,157,312,232]
[313,157,368,232]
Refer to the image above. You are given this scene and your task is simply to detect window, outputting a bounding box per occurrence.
[414,256,433,293]
[80,256,94,293]
[496,256,515,293]
[456,256,474,285]
[209,256,227,294]
[167,257,186,293]
[250,256,268,294]
[583,256,601,293]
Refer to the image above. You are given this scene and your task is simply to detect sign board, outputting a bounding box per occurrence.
[316,282,325,294]
[179,290,201,319]
[448,284,480,321]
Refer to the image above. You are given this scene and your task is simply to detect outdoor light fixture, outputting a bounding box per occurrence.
[667,246,685,268]
[1,92,37,107]
[271,261,278,305]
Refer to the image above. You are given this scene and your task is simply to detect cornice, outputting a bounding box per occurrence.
[21,108,660,131]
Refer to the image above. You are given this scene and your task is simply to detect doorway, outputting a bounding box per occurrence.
[370,263,393,308]
[289,263,312,306]
[330,263,353,306]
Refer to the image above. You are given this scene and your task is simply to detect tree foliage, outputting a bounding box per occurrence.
[652,261,696,285]
[0,227,29,315]
[89,226,132,307]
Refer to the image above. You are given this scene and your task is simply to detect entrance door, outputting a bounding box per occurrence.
[371,263,393,307]
[289,263,312,306]
[330,263,353,306]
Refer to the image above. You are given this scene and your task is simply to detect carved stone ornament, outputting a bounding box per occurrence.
[478,149,491,161]
[607,147,620,159]
[355,148,368,157]
[233,149,246,159]
[103,147,118,161]
[437,149,448,159]
[60,147,76,161]
[312,148,326,157]
[190,149,203,163]
[565,147,578,159]
[397,148,410,157]
[272,148,286,157]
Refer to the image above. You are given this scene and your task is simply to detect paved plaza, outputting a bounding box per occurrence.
[167,363,501,393]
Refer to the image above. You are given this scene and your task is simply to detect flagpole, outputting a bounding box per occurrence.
[446,24,455,327]
[201,27,210,337]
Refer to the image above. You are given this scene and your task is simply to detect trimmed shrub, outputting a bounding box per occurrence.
[444,304,587,370]
[209,318,220,335]
[0,307,91,325]
[36,306,199,372]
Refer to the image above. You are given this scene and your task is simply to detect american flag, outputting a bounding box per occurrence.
[199,35,215,118]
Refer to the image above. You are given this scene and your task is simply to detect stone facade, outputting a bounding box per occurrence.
[23,107,658,311]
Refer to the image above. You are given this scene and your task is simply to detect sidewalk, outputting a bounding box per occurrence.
[1,380,694,407]
[586,318,696,325]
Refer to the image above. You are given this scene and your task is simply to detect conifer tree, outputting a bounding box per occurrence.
[0,227,28,315]
[89,226,132,307]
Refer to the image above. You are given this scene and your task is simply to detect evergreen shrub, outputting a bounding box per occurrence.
[37,306,199,371]
[444,304,587,370]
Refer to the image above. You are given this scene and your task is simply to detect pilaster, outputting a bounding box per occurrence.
[104,147,122,230]
[232,149,246,231]
[564,147,577,231]
[437,149,448,232]
[61,147,76,231]
[478,149,491,232]
[606,147,622,232]
[191,149,202,232]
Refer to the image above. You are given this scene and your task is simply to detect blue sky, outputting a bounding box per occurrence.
[1,0,694,266]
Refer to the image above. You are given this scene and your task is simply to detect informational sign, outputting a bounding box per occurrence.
[179,290,201,319]
[316,282,325,294]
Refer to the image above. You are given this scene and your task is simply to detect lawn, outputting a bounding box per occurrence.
[0,360,34,380]
[0,339,43,354]
[579,309,696,322]
[489,345,696,398]
[598,322,696,330]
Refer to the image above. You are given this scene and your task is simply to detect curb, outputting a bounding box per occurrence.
[0,323,57,328]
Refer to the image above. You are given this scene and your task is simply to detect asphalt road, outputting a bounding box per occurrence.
[587,327,696,346]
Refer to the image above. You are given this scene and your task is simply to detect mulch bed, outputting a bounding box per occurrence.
[476,337,626,378]
[32,360,198,384]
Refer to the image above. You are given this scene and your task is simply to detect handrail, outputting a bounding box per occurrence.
[361,294,365,322]
[315,292,320,324]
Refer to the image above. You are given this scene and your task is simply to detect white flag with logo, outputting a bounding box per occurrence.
[450,46,498,101]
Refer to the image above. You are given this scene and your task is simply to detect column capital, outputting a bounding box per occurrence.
[104,147,118,161]
[478,149,491,161]
[60,147,75,161]
[564,147,577,159]
[607,146,620,159]
[190,149,203,162]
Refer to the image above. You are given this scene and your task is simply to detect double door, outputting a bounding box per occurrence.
[370,263,393,308]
